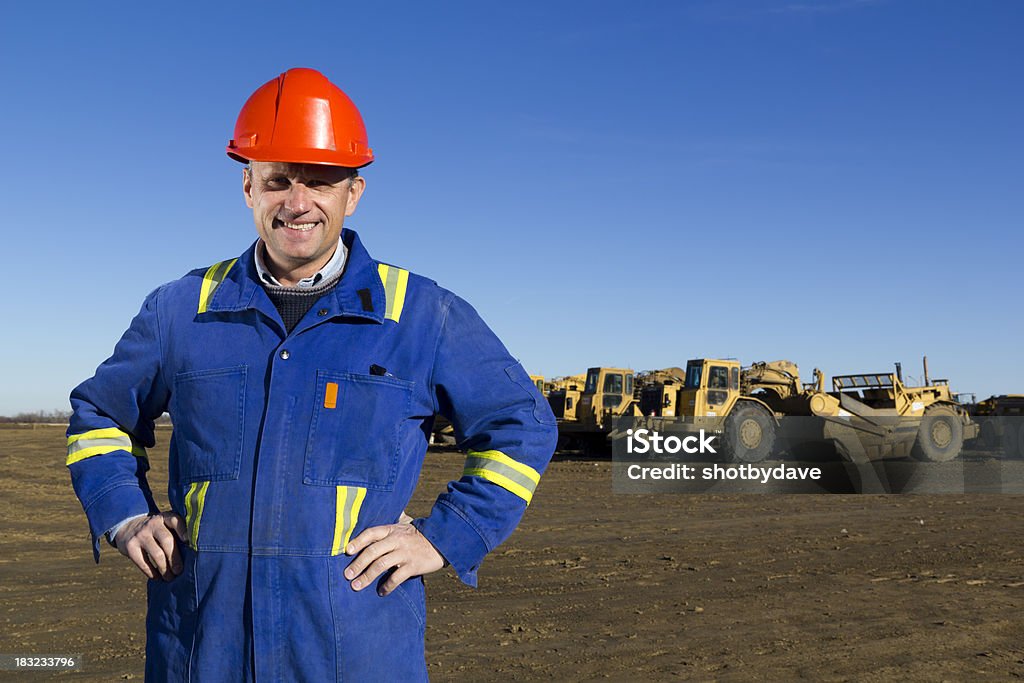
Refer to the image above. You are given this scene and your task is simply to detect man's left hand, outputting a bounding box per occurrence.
[344,522,445,595]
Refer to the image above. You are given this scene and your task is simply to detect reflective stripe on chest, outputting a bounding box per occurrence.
[377,264,409,322]
[198,259,239,313]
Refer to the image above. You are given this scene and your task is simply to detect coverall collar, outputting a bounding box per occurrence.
[204,228,387,325]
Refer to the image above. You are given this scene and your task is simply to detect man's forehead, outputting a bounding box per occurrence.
[251,161,353,180]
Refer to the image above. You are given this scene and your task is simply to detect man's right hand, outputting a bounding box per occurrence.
[114,512,188,581]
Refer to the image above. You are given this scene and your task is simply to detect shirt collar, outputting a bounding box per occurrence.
[204,229,387,324]
[254,236,348,288]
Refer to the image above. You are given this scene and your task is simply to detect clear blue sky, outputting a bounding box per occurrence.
[0,0,1020,415]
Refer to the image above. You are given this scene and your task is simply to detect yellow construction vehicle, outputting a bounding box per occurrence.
[638,357,978,463]
[824,360,979,462]
[635,367,688,416]
[556,367,640,452]
[546,374,586,421]
[640,358,784,462]
[577,367,638,427]
[968,395,1024,457]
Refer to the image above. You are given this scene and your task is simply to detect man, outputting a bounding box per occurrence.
[66,67,557,681]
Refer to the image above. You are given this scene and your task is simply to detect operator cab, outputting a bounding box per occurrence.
[681,359,740,417]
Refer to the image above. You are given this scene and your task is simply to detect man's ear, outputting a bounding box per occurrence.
[243,167,254,209]
[345,175,366,217]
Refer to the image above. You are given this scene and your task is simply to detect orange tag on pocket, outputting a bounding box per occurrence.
[324,382,339,409]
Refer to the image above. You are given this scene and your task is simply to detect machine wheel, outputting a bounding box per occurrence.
[723,403,776,463]
[912,406,964,462]
[582,433,610,457]
[979,419,999,450]
[1001,421,1022,459]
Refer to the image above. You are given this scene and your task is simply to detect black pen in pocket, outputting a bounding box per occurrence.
[370,364,394,377]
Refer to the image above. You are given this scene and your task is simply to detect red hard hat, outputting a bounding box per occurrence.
[227,68,374,168]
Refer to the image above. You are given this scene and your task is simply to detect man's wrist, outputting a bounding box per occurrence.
[106,512,151,548]
[411,518,451,568]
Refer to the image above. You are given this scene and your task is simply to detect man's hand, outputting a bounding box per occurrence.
[115,512,188,581]
[344,523,445,596]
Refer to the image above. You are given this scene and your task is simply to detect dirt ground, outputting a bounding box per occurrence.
[2,426,1023,681]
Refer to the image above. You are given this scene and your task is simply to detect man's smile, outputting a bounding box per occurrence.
[274,218,320,232]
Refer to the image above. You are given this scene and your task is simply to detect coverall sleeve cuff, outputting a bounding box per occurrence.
[412,499,490,588]
[84,484,154,563]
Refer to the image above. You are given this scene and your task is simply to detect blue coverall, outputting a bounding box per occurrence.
[66,229,558,681]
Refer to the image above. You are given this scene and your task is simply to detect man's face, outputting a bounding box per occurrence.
[243,161,366,281]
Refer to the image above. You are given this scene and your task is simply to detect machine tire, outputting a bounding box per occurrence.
[912,406,964,462]
[724,402,776,463]
[1001,421,1021,459]
[582,433,610,457]
[979,419,999,450]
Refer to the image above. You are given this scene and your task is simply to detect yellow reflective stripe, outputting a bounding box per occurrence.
[197,258,238,314]
[67,444,128,464]
[377,264,389,308]
[377,263,409,322]
[391,268,409,322]
[331,486,347,555]
[464,468,535,504]
[184,484,194,542]
[66,428,147,466]
[67,427,126,445]
[466,450,541,485]
[185,481,210,548]
[68,437,128,454]
[332,486,367,556]
[462,449,541,505]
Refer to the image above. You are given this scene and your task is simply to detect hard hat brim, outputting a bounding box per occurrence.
[227,145,374,169]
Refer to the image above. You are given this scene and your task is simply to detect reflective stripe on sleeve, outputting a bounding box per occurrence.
[198,258,238,313]
[66,427,147,466]
[376,263,409,323]
[185,481,210,548]
[332,486,367,556]
[463,449,541,505]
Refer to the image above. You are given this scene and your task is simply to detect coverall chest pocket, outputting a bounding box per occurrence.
[305,371,414,491]
[171,366,246,484]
